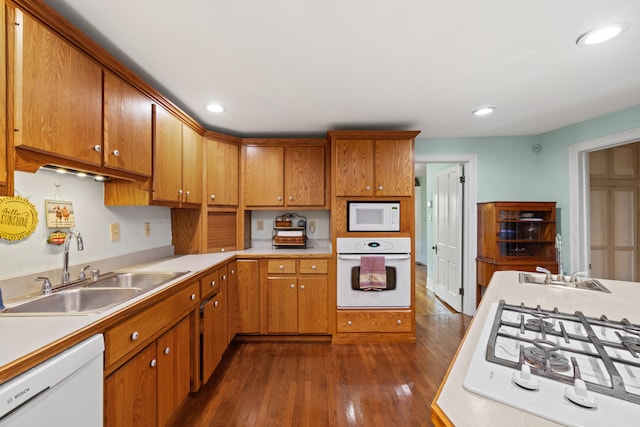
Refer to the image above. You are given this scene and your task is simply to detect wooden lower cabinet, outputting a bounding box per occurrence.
[105,316,191,427]
[236,260,260,334]
[266,259,329,335]
[201,289,227,384]
[226,261,238,343]
[336,310,412,333]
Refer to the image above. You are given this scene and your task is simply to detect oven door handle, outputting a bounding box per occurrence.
[337,254,411,260]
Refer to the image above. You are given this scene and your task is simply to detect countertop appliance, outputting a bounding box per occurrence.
[0,334,104,426]
[336,237,411,308]
[347,201,400,232]
[464,300,639,426]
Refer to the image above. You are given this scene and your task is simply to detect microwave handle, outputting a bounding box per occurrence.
[337,254,411,260]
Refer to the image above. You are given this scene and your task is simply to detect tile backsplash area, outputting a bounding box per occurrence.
[250,210,330,247]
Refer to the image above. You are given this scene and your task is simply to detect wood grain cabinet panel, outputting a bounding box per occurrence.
[336,311,412,333]
[244,146,284,206]
[236,260,260,334]
[11,9,102,165]
[152,105,202,206]
[206,137,239,206]
[267,277,299,334]
[157,316,191,427]
[284,145,325,206]
[103,71,152,176]
[201,289,227,384]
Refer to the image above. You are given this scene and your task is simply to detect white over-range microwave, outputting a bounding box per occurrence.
[347,202,400,232]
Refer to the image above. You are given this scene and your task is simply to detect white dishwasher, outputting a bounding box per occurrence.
[0,334,104,426]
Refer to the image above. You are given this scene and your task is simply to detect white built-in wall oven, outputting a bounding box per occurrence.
[336,237,411,308]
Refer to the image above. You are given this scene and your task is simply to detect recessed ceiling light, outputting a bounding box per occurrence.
[472,106,496,116]
[576,22,629,46]
[205,103,225,113]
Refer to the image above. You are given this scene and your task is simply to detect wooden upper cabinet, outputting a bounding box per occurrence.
[243,141,328,208]
[285,145,325,206]
[330,131,419,197]
[11,9,102,165]
[152,106,202,206]
[206,137,239,206]
[244,145,284,207]
[103,71,152,176]
[181,123,203,205]
[334,139,375,196]
[153,106,183,203]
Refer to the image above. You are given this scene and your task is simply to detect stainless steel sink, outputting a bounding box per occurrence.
[518,272,611,293]
[1,271,189,315]
[82,271,188,291]
[1,288,143,315]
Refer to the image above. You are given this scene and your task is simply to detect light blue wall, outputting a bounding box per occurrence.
[414,104,640,274]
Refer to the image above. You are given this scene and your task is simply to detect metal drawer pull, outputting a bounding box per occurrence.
[191,294,196,300]
[290,283,295,289]
[300,285,305,290]
[112,149,120,157]
[222,275,227,280]
[347,320,353,326]
[378,185,383,191]
[210,194,216,200]
[93,145,102,152]
[164,347,170,355]
[279,265,284,270]
[214,300,219,307]
[210,280,216,287]
[150,359,157,368]
[397,320,402,325]
[131,331,139,341]
[311,265,317,270]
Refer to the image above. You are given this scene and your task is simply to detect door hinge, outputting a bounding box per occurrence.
[459,176,466,183]
[459,287,464,296]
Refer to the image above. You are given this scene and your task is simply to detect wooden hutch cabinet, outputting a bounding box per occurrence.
[476,202,558,306]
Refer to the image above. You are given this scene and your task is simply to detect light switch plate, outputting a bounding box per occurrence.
[110,223,120,241]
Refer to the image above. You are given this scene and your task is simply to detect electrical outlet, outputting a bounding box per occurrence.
[257,220,264,231]
[309,219,317,233]
[110,223,120,241]
[144,222,151,237]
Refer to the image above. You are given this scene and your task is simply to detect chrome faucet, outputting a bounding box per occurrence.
[62,229,84,285]
[536,266,552,285]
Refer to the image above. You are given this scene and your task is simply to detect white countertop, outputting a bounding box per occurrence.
[0,247,331,382]
[434,271,640,427]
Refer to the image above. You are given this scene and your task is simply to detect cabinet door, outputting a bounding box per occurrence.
[227,261,238,343]
[104,343,157,427]
[103,71,152,176]
[298,276,328,334]
[236,260,260,333]
[207,138,239,206]
[12,10,102,165]
[334,139,374,196]
[181,124,203,204]
[157,316,191,427]
[153,106,183,203]
[201,293,226,384]
[244,146,284,206]
[284,145,325,206]
[374,139,413,196]
[267,277,298,334]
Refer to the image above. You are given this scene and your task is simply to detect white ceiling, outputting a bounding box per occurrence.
[44,0,640,139]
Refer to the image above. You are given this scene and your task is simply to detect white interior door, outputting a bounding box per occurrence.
[433,164,463,312]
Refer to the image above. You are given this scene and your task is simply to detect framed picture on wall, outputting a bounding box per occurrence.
[45,200,76,228]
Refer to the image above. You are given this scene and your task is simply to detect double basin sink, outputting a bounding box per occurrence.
[518,272,610,293]
[1,271,188,315]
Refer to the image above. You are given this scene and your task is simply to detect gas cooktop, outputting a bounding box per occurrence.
[464,300,640,427]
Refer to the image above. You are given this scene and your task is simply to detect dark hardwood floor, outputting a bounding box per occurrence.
[170,264,471,427]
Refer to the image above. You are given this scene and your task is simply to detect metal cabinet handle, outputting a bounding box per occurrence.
[347,320,353,326]
[210,194,216,200]
[214,300,219,307]
[112,149,120,157]
[311,265,317,270]
[365,185,371,191]
[378,185,383,191]
[300,285,305,290]
[131,331,139,341]
[150,359,157,368]
[93,145,102,152]
[164,347,171,355]
[279,265,284,270]
[230,269,235,275]
[290,283,295,289]
[397,320,402,325]
[289,196,294,201]
[210,280,216,287]
[178,189,183,195]
[277,196,283,201]
[222,275,227,280]
[191,294,196,300]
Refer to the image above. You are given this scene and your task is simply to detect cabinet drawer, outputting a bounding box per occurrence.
[267,259,297,274]
[336,310,412,333]
[299,259,328,274]
[105,282,199,367]
[200,268,220,298]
